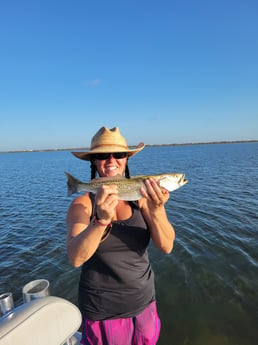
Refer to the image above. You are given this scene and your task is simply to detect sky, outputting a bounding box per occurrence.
[0,0,257,151]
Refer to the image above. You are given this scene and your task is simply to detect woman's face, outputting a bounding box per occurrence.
[93,153,128,177]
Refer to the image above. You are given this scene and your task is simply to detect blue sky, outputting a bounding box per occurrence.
[0,0,257,151]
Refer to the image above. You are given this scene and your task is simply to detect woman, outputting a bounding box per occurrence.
[66,126,175,345]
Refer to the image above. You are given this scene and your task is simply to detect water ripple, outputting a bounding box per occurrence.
[1,144,258,344]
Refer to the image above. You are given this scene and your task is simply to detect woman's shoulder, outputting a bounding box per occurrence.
[70,192,91,206]
[67,192,92,220]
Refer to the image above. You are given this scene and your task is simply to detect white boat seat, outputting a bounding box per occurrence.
[0,296,82,345]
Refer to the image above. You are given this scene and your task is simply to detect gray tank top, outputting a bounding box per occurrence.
[78,196,155,320]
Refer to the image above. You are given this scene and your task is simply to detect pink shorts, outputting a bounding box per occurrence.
[80,301,161,345]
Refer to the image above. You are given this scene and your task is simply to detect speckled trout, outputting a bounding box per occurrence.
[65,172,187,201]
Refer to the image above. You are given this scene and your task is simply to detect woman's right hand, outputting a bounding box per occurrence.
[95,185,119,224]
[66,184,119,267]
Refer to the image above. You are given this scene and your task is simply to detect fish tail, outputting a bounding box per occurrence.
[65,172,81,196]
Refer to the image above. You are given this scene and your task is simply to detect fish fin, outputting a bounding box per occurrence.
[65,172,81,196]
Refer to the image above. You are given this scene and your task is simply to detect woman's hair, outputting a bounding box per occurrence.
[90,161,98,180]
[90,159,130,179]
[125,164,130,179]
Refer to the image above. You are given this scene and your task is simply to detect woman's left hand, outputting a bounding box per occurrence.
[139,178,174,254]
[140,178,169,211]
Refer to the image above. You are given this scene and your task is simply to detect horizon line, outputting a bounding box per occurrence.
[0,139,257,154]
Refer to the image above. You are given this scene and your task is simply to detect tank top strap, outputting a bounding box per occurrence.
[89,192,96,221]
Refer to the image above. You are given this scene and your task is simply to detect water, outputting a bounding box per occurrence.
[0,143,258,344]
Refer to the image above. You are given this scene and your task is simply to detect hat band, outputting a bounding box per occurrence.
[91,143,129,151]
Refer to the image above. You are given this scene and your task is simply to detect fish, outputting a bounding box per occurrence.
[65,172,188,201]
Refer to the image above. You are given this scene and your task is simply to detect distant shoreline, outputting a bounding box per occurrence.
[0,140,257,154]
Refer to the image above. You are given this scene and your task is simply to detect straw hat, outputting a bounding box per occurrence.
[72,126,145,161]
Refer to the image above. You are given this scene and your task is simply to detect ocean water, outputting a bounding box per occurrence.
[0,143,258,344]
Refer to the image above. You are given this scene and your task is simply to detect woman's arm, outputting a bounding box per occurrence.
[139,178,175,254]
[66,185,118,267]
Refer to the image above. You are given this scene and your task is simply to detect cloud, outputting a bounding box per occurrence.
[87,79,102,86]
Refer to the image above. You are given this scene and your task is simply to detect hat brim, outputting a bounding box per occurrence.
[72,142,145,161]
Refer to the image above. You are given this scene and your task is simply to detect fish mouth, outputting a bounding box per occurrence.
[179,174,188,185]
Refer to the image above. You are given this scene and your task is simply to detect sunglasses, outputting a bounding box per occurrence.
[94,152,128,160]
